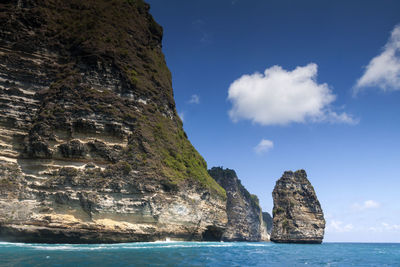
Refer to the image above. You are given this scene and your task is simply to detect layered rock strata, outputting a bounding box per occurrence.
[0,0,227,243]
[208,167,269,241]
[270,170,325,244]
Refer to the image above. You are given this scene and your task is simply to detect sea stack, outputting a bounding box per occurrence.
[209,167,269,241]
[270,170,325,244]
[0,0,227,243]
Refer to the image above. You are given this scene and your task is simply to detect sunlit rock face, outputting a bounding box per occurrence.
[209,167,269,242]
[270,170,325,244]
[0,0,227,243]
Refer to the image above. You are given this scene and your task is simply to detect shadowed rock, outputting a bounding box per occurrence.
[262,212,273,235]
[209,167,269,241]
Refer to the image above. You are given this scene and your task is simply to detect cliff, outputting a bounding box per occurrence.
[262,212,273,235]
[270,170,325,244]
[208,167,269,242]
[0,0,227,243]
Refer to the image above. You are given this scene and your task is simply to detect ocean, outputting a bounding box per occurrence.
[0,241,399,266]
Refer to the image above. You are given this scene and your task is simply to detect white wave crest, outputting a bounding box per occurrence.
[0,241,272,251]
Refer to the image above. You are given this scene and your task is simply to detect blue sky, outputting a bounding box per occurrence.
[146,0,400,242]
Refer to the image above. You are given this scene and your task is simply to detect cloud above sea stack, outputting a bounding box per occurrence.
[352,200,380,211]
[228,63,356,125]
[254,139,274,154]
[355,24,400,93]
[327,220,354,233]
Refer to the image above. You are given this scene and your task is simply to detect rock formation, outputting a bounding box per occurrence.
[208,167,269,241]
[270,170,325,244]
[0,0,228,243]
[262,212,273,235]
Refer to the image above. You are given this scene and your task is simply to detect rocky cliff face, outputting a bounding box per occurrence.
[262,212,273,235]
[0,0,227,243]
[270,170,325,244]
[208,167,269,242]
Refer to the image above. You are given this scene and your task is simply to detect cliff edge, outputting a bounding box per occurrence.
[270,170,325,244]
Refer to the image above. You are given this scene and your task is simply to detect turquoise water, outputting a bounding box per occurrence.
[0,241,399,266]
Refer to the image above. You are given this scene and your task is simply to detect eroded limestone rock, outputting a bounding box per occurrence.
[209,167,269,241]
[270,170,325,244]
[262,212,273,235]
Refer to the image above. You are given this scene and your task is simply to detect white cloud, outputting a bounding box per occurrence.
[188,94,200,104]
[355,24,400,93]
[254,139,274,154]
[192,20,212,44]
[327,220,354,233]
[352,200,380,211]
[381,222,400,231]
[228,63,356,125]
[369,223,400,232]
[364,200,380,209]
[178,112,185,122]
[323,111,359,124]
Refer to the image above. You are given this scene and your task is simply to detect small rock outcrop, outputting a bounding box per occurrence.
[208,167,269,241]
[262,212,273,235]
[270,170,325,244]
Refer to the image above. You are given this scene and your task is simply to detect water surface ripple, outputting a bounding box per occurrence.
[0,241,399,266]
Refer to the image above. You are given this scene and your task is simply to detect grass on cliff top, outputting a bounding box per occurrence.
[37,0,174,107]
